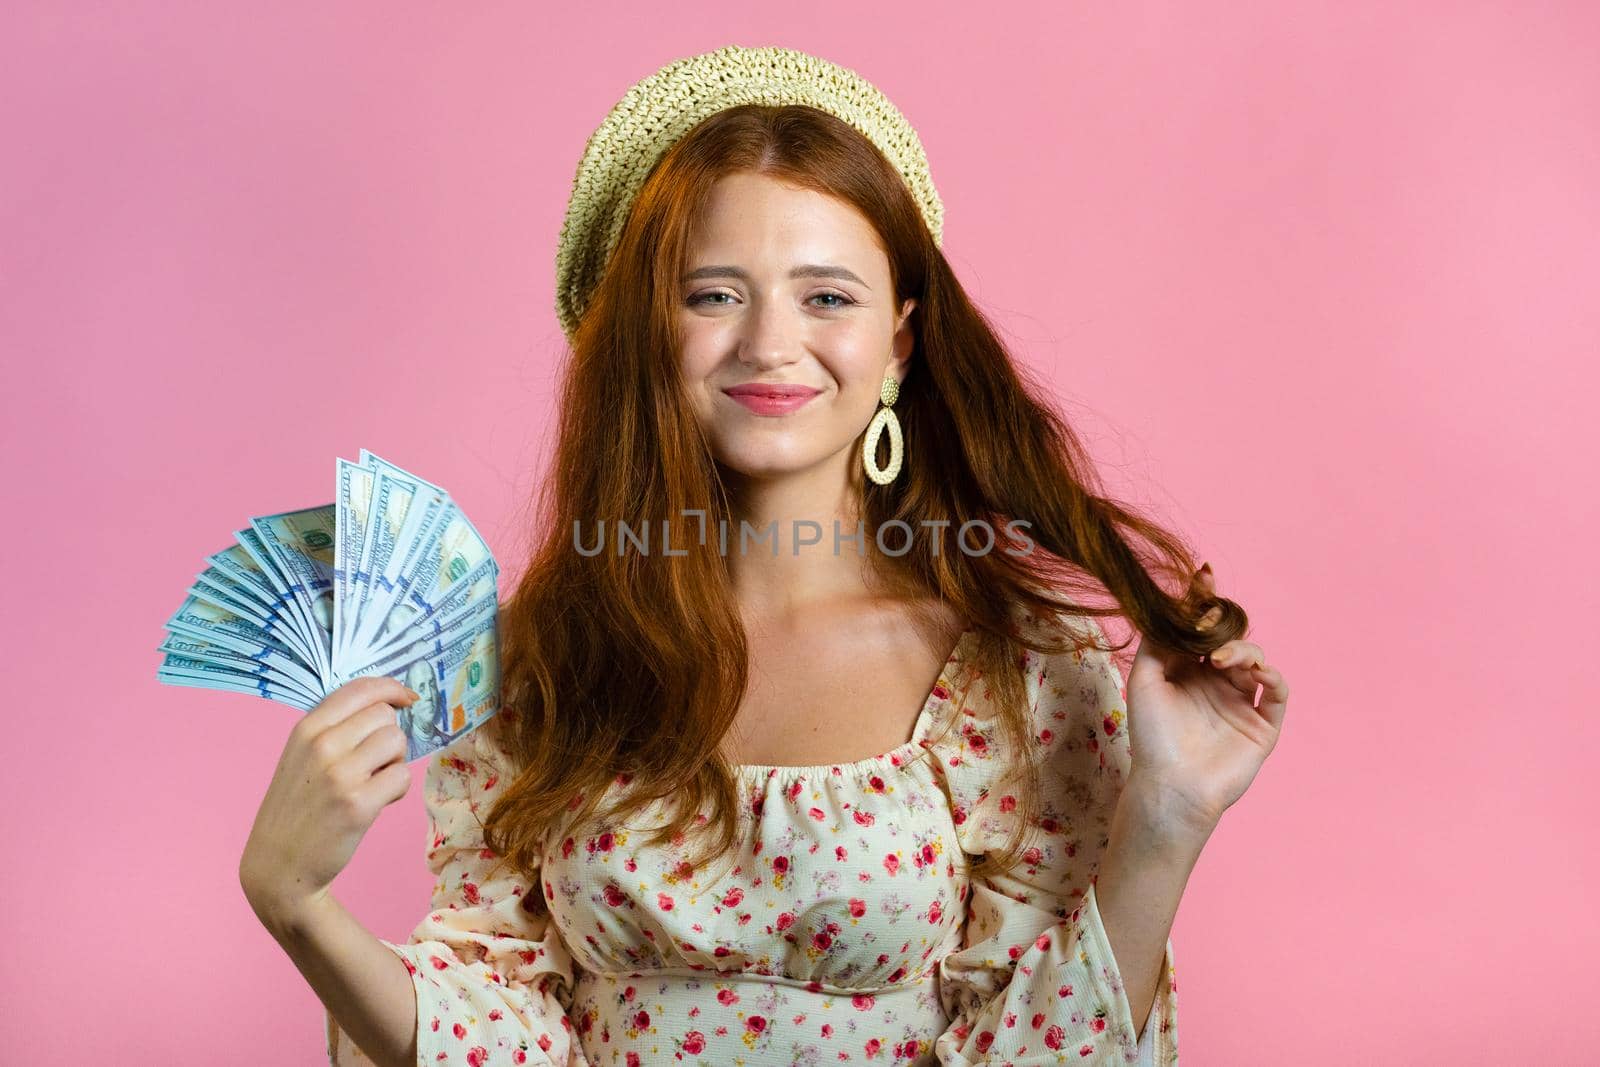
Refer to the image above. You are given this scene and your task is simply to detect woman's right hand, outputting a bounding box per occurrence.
[239,675,421,933]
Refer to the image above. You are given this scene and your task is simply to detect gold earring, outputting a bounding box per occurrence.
[862,373,903,485]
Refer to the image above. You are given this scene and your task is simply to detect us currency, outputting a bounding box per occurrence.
[158,632,323,706]
[344,453,452,658]
[234,525,329,686]
[204,541,324,671]
[159,449,502,763]
[361,504,497,659]
[333,458,375,657]
[162,594,322,695]
[345,471,422,658]
[158,652,317,711]
[344,609,498,761]
[250,506,338,689]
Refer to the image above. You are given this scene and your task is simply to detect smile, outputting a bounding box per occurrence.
[721,384,823,416]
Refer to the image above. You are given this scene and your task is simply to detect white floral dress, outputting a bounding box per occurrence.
[326,617,1180,1065]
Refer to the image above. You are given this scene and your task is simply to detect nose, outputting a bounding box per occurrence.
[736,296,804,370]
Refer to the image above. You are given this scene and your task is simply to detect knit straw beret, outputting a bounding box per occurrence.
[553,43,945,341]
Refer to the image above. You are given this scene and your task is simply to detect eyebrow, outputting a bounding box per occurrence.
[683,264,871,289]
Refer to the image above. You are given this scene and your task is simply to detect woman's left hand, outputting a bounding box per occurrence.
[1122,562,1290,840]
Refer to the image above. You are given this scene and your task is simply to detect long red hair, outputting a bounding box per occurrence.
[479,104,1246,883]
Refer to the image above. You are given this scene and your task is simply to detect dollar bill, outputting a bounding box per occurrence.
[159,450,502,762]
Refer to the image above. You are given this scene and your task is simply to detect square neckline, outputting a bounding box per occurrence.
[731,623,975,779]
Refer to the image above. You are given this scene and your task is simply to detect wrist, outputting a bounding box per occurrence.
[247,883,340,941]
[1119,773,1219,855]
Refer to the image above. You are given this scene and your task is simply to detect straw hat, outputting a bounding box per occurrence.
[553,44,945,341]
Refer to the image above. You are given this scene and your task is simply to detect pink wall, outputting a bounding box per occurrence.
[4,3,1596,1063]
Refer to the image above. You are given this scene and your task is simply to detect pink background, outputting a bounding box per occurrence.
[4,3,1596,1063]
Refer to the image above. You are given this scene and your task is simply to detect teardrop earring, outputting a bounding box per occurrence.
[862,372,903,485]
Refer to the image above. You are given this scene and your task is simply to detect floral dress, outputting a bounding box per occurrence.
[325,615,1180,1066]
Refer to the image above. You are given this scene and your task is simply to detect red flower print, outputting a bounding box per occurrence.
[952,804,967,825]
[836,845,848,861]
[466,1048,488,1067]
[809,806,826,821]
[462,882,480,905]
[1090,1015,1107,1033]
[626,1054,641,1067]
[851,994,875,1011]
[603,883,627,907]
[999,794,1016,813]
[745,1015,767,1034]
[883,853,899,875]
[658,892,674,910]
[1044,1024,1066,1050]
[682,1031,706,1054]
[776,912,796,931]
[1031,1012,1045,1029]
[887,966,906,982]
[928,901,942,924]
[538,1032,554,1051]
[1057,984,1074,998]
[868,775,885,792]
[1022,846,1043,867]
[722,886,744,907]
[812,930,832,950]
[821,1024,833,1038]
[1102,714,1119,736]
[921,843,936,866]
[773,855,789,873]
[717,988,740,1006]
[787,780,803,801]
[632,1010,650,1030]
[1035,931,1053,952]
[515,1049,528,1063]
[866,1038,882,1055]
[453,1022,467,1039]
[597,831,615,852]
[848,898,866,918]
[853,810,875,826]
[430,955,451,971]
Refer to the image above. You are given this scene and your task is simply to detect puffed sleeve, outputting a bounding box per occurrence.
[325,713,589,1066]
[931,615,1179,1065]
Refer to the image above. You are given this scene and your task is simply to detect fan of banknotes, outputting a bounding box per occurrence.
[156,449,501,762]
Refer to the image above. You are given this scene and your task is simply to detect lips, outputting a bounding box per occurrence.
[722,383,822,416]
[723,384,822,398]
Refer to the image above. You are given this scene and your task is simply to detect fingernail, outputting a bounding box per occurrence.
[405,687,421,701]
[1211,648,1229,665]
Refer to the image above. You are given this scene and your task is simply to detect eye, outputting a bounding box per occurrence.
[687,291,734,306]
[811,292,854,309]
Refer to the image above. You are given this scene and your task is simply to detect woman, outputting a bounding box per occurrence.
[240,45,1288,1067]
